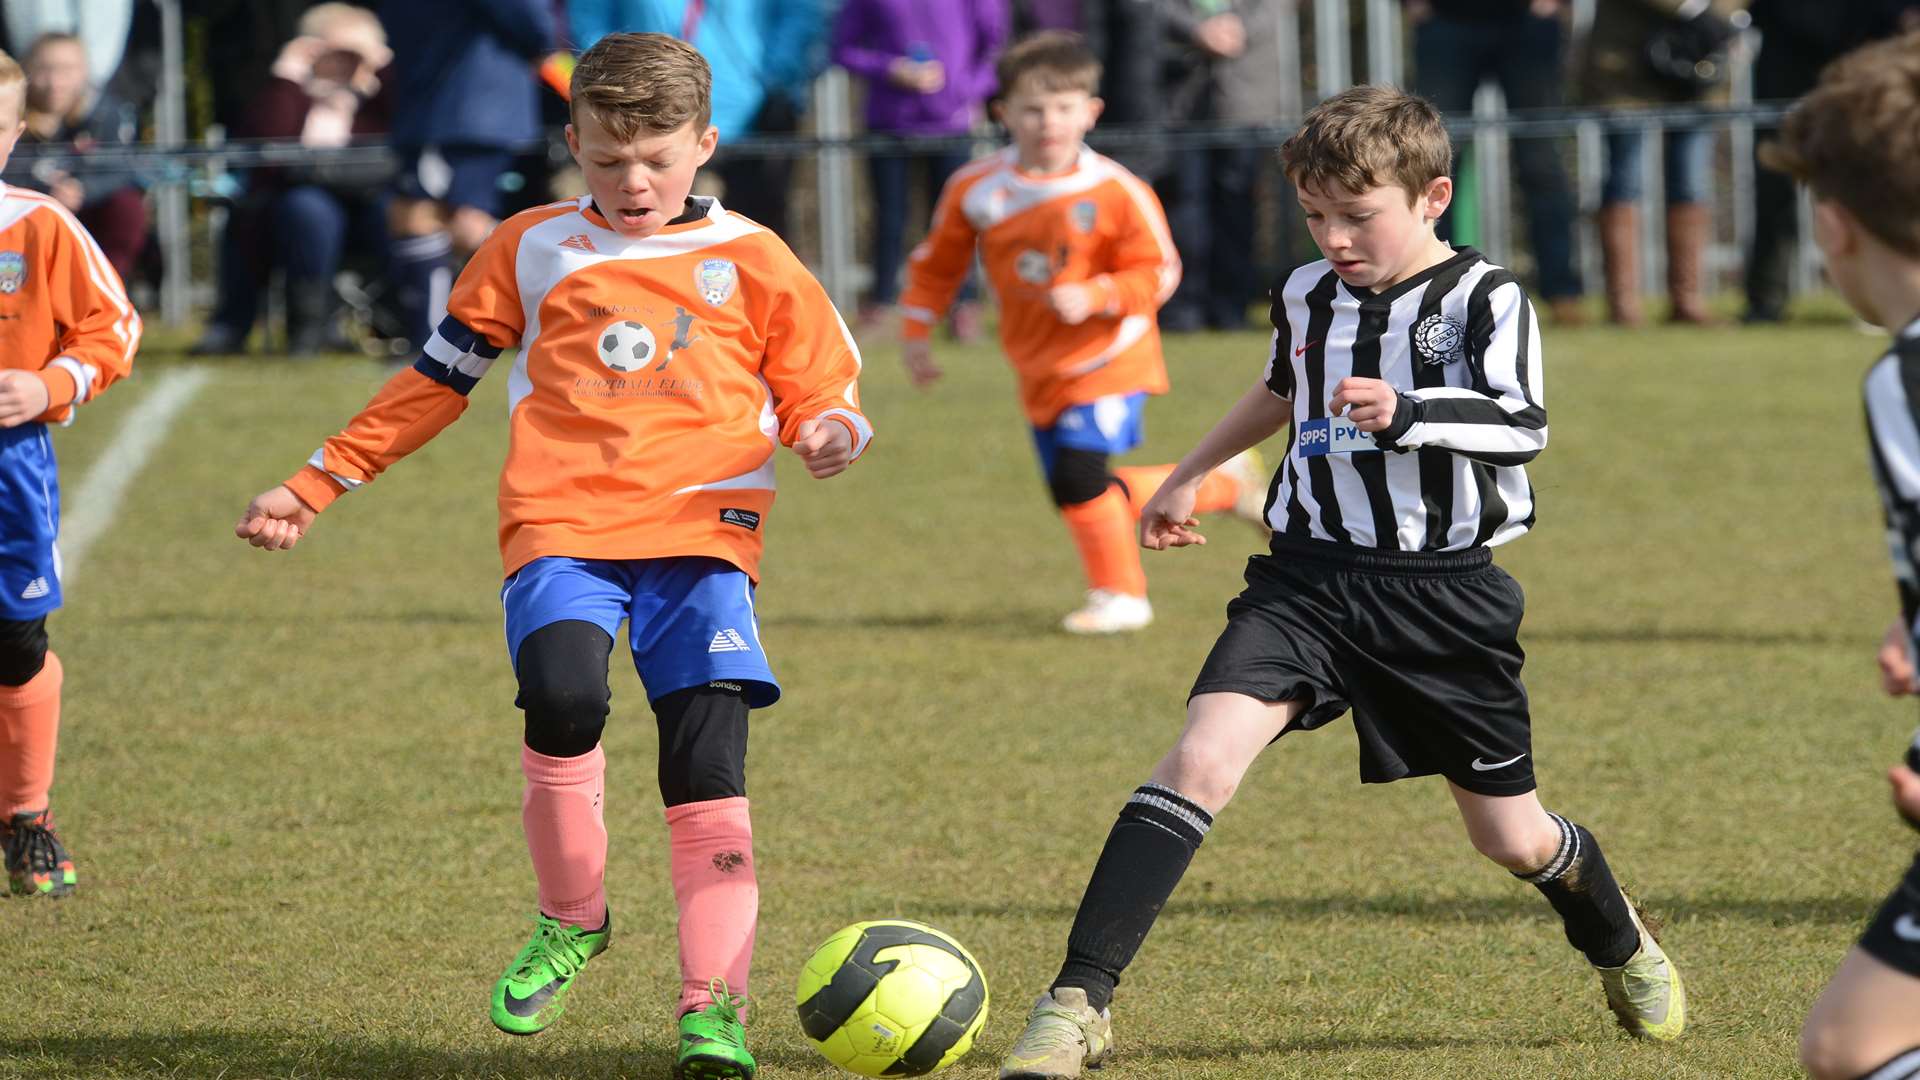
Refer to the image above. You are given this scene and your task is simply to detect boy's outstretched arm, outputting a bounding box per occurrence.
[897,168,982,387]
[1141,375,1291,550]
[1336,276,1547,466]
[762,262,874,480]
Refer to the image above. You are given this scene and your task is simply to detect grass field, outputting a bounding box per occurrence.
[4,306,1914,1079]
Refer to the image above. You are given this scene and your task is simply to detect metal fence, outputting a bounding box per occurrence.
[26,0,1800,327]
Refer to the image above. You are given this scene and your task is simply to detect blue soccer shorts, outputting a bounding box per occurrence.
[0,423,62,621]
[501,555,779,707]
[1031,392,1148,474]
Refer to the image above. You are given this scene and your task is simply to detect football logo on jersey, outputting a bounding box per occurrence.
[1015,248,1053,285]
[0,251,24,294]
[697,258,737,306]
[1071,200,1097,233]
[597,318,657,373]
[1412,313,1466,365]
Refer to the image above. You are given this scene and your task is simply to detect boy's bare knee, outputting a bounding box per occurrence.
[1154,741,1239,811]
[1798,1019,1861,1080]
[1471,829,1557,873]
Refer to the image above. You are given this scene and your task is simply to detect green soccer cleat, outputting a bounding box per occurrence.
[677,978,756,1079]
[1596,901,1686,1041]
[999,987,1113,1079]
[4,809,76,898]
[489,912,611,1035]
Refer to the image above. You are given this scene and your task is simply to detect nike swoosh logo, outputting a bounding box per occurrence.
[1471,753,1527,772]
[1895,913,1920,941]
[503,981,559,1016]
[1294,340,1320,357]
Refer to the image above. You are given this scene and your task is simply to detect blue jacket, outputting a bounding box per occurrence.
[569,0,832,139]
[380,0,556,150]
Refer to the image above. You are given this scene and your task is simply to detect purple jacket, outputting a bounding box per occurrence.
[832,0,1010,135]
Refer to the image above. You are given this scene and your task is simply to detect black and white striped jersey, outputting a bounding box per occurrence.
[1863,315,1920,663]
[1261,247,1547,551]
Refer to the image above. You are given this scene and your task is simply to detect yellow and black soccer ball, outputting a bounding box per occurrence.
[795,920,989,1077]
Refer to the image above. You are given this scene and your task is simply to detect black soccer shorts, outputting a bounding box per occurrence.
[1190,533,1535,796]
[1861,852,1920,977]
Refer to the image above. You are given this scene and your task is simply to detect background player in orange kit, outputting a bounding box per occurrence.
[898,31,1263,635]
[0,49,140,899]
[233,33,869,1080]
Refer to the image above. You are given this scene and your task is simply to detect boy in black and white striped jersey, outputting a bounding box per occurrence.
[997,85,1681,1080]
[1776,33,1920,1080]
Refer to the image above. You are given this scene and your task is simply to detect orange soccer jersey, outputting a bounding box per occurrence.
[0,183,140,419]
[899,146,1179,426]
[285,197,872,580]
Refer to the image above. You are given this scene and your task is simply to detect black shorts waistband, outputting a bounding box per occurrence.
[1265,532,1494,576]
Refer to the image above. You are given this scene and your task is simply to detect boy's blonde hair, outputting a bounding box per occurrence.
[570,32,711,141]
[996,31,1101,98]
[1280,85,1452,203]
[1760,31,1920,256]
[0,50,22,126]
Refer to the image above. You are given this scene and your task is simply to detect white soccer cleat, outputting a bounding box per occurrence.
[1061,590,1153,635]
[1221,448,1270,531]
[999,987,1113,1079]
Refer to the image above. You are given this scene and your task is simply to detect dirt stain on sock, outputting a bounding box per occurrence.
[712,850,747,873]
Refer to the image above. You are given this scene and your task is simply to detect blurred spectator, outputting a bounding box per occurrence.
[1082,0,1169,182]
[1013,0,1080,32]
[7,32,146,281]
[832,0,1007,335]
[379,0,554,352]
[1155,0,1283,331]
[1406,0,1583,324]
[191,3,394,357]
[1743,0,1920,322]
[571,0,832,240]
[1578,0,1748,326]
[4,0,134,91]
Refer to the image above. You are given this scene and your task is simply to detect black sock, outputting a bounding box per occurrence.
[1052,782,1214,1012]
[1514,812,1640,968]
[1852,1046,1920,1080]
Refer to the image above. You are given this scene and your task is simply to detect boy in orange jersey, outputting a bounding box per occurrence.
[234,33,868,1080]
[0,50,140,899]
[899,31,1263,635]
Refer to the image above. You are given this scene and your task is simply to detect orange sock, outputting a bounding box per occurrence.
[0,651,62,817]
[1113,464,1239,517]
[1059,487,1148,597]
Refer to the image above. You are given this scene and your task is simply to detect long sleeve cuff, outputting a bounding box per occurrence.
[1374,392,1421,449]
[900,308,936,340]
[33,366,78,412]
[284,465,347,513]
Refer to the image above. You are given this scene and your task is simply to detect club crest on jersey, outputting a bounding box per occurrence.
[1015,248,1053,285]
[1071,199,1097,233]
[1412,313,1466,365]
[597,317,658,373]
[0,251,24,294]
[697,258,737,306]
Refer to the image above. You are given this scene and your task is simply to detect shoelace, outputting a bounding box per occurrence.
[692,977,748,1046]
[511,916,588,982]
[1016,1001,1087,1054]
[10,819,61,876]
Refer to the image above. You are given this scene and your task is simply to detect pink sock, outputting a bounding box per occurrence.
[520,744,608,929]
[667,796,757,1018]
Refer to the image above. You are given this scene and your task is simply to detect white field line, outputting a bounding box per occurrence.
[60,366,213,583]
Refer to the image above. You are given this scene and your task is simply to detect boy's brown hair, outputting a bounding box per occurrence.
[1760,31,1920,256]
[996,30,1101,98]
[570,32,711,141]
[0,50,22,126]
[1280,85,1452,203]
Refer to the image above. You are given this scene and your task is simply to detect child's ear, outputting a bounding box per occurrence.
[1087,96,1105,123]
[989,98,1005,126]
[564,123,580,158]
[696,124,719,164]
[1421,176,1452,224]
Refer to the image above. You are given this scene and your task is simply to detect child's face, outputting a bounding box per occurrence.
[26,40,87,117]
[566,112,717,239]
[1297,178,1452,292]
[996,80,1101,171]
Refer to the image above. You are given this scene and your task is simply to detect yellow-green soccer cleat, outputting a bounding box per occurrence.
[677,978,755,1079]
[999,987,1113,1079]
[489,912,611,1035]
[1595,901,1686,1041]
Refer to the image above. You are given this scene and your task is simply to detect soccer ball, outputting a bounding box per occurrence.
[795,920,989,1077]
[596,319,656,373]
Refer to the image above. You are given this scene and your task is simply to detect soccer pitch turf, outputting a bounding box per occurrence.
[4,310,1912,1078]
